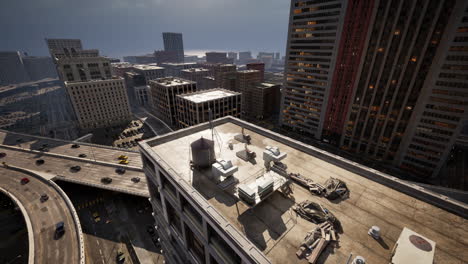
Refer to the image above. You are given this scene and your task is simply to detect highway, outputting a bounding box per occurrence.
[0,129,149,197]
[0,167,82,264]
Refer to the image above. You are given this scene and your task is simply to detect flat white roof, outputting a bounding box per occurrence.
[179,89,239,103]
[133,64,164,70]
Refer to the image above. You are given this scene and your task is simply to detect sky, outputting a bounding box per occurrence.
[0,0,289,59]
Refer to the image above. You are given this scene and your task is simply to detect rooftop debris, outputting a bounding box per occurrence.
[293,200,339,227]
[296,220,339,263]
[289,173,349,200]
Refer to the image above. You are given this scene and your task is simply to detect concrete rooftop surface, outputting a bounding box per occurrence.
[179,88,240,103]
[145,117,468,264]
[0,130,148,197]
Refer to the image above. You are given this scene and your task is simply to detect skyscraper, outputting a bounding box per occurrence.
[163,32,184,63]
[280,0,468,180]
[45,38,83,58]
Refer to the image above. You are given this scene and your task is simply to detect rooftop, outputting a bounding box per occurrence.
[64,76,124,85]
[132,64,165,71]
[161,62,197,67]
[181,68,210,73]
[178,88,240,103]
[238,69,260,74]
[258,82,280,88]
[142,117,467,264]
[151,77,195,87]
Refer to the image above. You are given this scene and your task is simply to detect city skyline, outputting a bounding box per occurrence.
[0,0,289,58]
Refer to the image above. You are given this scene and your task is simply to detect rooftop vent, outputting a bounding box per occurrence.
[212,159,238,189]
[263,146,287,169]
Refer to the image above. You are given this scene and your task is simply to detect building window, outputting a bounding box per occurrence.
[161,172,177,200]
[208,225,241,264]
[186,225,205,263]
[181,195,203,231]
[147,178,161,206]
[166,199,182,234]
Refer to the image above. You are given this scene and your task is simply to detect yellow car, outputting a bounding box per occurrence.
[118,155,128,160]
[92,212,101,222]
[119,160,129,165]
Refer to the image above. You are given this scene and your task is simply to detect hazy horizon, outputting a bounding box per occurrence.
[0,0,289,58]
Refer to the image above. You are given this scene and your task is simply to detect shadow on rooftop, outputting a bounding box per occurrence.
[237,192,295,251]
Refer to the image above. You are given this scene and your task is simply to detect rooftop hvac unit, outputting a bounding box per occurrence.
[190,137,215,169]
[257,177,274,198]
[238,184,256,205]
[391,227,436,264]
[212,159,238,189]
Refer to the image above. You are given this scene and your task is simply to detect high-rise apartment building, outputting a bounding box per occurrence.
[163,32,184,63]
[281,0,468,180]
[149,77,196,127]
[0,51,30,85]
[176,88,241,128]
[246,62,265,82]
[45,38,83,57]
[180,68,210,88]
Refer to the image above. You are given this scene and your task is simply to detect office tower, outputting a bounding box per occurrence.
[180,68,210,88]
[237,70,262,116]
[56,54,112,82]
[0,51,30,85]
[201,76,216,90]
[206,52,234,64]
[228,52,238,62]
[149,77,196,127]
[246,62,265,82]
[203,64,237,89]
[238,51,252,64]
[281,0,468,180]
[22,56,57,81]
[45,38,82,58]
[132,64,165,83]
[65,77,132,129]
[163,32,184,63]
[139,116,466,264]
[55,43,132,130]
[248,83,282,120]
[176,88,241,128]
[161,62,198,77]
[154,50,179,64]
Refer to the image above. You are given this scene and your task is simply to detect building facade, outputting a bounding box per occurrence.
[132,64,166,83]
[181,68,210,88]
[206,52,234,64]
[246,62,265,82]
[280,0,468,180]
[56,56,112,82]
[161,62,198,77]
[176,88,241,128]
[65,77,132,130]
[45,38,83,57]
[163,32,185,63]
[149,77,197,127]
[0,51,30,85]
[22,56,58,81]
[247,83,281,120]
[237,70,262,115]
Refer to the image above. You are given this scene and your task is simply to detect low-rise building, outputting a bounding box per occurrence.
[149,77,197,127]
[176,88,241,128]
[132,64,165,83]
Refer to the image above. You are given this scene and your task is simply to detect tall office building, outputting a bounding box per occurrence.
[163,32,184,63]
[238,51,252,64]
[246,62,265,82]
[0,51,30,85]
[45,38,83,58]
[206,52,234,64]
[161,62,198,77]
[237,70,262,117]
[149,77,196,127]
[180,68,210,88]
[281,0,468,180]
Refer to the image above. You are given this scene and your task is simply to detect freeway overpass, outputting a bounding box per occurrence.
[0,129,149,197]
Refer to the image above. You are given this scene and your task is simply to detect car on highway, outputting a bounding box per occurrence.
[118,155,128,160]
[70,165,81,172]
[78,154,87,158]
[131,177,140,183]
[20,177,30,185]
[119,160,129,165]
[71,144,80,148]
[36,159,45,165]
[101,177,112,184]
[54,221,65,239]
[92,212,101,223]
[0,152,6,158]
[40,194,49,202]
[115,168,126,174]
